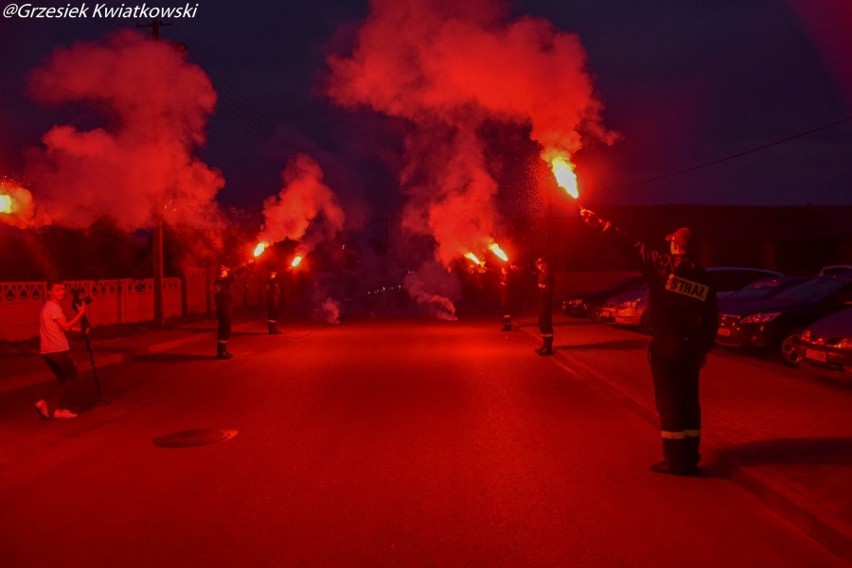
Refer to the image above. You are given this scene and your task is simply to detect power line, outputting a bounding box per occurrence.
[599,115,852,194]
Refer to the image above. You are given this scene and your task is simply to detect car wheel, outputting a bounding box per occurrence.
[780,329,803,367]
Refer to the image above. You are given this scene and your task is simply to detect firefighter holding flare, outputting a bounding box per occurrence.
[534,256,555,355]
[214,265,237,359]
[580,208,718,476]
[266,269,282,335]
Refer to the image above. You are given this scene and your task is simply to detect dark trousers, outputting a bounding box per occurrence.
[216,303,232,342]
[538,296,553,336]
[267,302,279,323]
[648,344,702,471]
[42,351,78,414]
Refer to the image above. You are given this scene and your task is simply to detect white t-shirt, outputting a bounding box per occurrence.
[40,300,70,354]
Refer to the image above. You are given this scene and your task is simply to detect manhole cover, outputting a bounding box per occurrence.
[153,428,238,448]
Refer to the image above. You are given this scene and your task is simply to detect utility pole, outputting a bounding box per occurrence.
[138,20,172,328]
[137,19,171,40]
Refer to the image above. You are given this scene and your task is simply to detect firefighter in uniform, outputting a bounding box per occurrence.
[535,257,555,356]
[214,265,236,359]
[581,209,718,475]
[266,269,282,335]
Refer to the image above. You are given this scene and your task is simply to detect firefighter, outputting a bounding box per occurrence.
[266,269,282,335]
[581,209,718,476]
[534,256,555,355]
[214,265,236,359]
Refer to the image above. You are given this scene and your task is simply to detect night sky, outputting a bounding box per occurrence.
[1,0,851,219]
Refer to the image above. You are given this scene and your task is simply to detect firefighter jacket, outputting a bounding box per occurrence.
[214,274,236,307]
[266,275,281,306]
[596,221,718,358]
[537,266,554,303]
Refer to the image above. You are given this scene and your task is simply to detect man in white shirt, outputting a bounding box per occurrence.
[35,281,86,419]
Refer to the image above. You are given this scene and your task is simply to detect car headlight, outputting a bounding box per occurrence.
[835,338,852,351]
[739,312,781,324]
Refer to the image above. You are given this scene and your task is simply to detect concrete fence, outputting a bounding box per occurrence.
[1,269,632,342]
[0,268,270,342]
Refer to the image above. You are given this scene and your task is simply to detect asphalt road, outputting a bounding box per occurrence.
[0,318,845,567]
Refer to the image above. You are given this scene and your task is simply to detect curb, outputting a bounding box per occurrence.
[518,321,852,563]
[0,321,260,396]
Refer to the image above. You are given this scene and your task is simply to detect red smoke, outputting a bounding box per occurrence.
[328,0,615,265]
[24,30,223,230]
[403,261,460,320]
[257,154,346,252]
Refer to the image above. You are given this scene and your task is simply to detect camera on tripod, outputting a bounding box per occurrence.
[70,287,92,312]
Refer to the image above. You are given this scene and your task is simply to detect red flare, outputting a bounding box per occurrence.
[488,242,509,262]
[550,157,579,200]
[465,252,484,266]
[0,181,36,227]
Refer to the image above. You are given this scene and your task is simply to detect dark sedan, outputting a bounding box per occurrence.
[717,275,811,309]
[715,275,852,366]
[794,307,852,381]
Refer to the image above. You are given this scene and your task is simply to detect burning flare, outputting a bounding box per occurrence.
[488,242,508,262]
[550,157,579,200]
[465,252,484,266]
[253,242,268,258]
[0,180,36,227]
[291,255,303,268]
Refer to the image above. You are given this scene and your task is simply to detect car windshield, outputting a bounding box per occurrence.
[773,277,850,302]
[726,278,798,300]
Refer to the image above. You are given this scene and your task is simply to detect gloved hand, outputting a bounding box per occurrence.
[580,208,601,228]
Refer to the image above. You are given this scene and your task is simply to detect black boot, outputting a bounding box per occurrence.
[537,336,554,356]
[217,343,233,360]
[653,438,699,476]
[268,322,281,335]
[501,316,512,332]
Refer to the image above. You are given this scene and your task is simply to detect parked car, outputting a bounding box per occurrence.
[819,265,852,277]
[610,285,649,329]
[608,267,783,331]
[561,275,644,318]
[599,284,642,323]
[708,267,783,298]
[718,275,811,307]
[716,274,852,366]
[794,307,852,381]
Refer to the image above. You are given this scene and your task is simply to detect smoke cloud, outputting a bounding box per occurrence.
[257,154,346,253]
[319,297,342,324]
[24,30,223,231]
[327,0,615,266]
[403,261,460,320]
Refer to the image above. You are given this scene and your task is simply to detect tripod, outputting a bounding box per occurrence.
[79,316,108,405]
